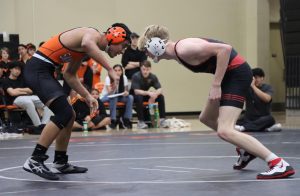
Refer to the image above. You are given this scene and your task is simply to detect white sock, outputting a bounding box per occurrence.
[265,153,279,162]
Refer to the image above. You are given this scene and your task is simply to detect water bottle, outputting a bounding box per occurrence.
[148,103,155,128]
[153,103,160,128]
[82,121,88,136]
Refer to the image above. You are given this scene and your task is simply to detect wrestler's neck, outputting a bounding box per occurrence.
[162,42,177,60]
[98,35,109,51]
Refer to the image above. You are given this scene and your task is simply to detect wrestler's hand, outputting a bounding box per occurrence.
[209,84,221,101]
[108,69,120,91]
[85,94,98,114]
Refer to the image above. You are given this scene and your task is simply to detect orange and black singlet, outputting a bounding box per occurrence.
[35,29,86,66]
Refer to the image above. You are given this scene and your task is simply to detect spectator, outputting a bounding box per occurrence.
[101,64,133,129]
[18,44,31,64]
[61,56,94,93]
[2,61,52,130]
[235,68,282,132]
[27,43,36,56]
[131,60,168,129]
[71,88,110,131]
[0,47,11,77]
[0,62,6,86]
[121,32,147,90]
[89,58,103,88]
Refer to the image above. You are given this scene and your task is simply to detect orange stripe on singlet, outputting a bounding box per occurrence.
[38,33,85,65]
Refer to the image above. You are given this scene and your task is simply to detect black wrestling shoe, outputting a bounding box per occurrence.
[23,155,59,180]
[51,162,88,174]
[51,154,88,174]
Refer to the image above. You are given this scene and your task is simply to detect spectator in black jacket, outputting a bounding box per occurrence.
[121,32,147,90]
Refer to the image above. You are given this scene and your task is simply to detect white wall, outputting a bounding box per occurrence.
[0,0,275,112]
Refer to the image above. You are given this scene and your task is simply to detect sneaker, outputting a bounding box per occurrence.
[51,162,88,174]
[123,118,132,129]
[118,118,126,129]
[119,117,132,129]
[257,158,295,179]
[109,119,118,129]
[137,121,148,129]
[265,123,282,132]
[23,155,59,180]
[233,148,256,170]
[234,125,245,132]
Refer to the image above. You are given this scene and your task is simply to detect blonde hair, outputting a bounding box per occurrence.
[138,25,170,50]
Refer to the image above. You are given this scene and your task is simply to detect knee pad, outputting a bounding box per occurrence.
[49,96,74,129]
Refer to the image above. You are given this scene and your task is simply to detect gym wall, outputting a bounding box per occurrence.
[0,0,280,112]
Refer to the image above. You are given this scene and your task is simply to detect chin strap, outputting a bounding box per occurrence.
[105,45,110,53]
[153,56,159,63]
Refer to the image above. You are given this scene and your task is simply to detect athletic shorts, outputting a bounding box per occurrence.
[220,62,252,109]
[23,57,66,104]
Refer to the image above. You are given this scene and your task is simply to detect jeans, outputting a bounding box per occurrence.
[101,95,133,120]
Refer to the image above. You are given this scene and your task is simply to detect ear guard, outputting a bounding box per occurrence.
[145,37,166,57]
[105,26,127,45]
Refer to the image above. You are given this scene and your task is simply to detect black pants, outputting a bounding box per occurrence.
[134,94,166,121]
[236,114,275,132]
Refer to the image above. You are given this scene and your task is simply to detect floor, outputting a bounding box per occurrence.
[0,112,299,196]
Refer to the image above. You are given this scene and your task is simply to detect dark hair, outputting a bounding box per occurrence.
[39,41,45,47]
[26,43,36,50]
[111,23,132,42]
[130,32,139,39]
[113,64,124,93]
[140,60,151,68]
[252,68,265,77]
[8,61,23,69]
[18,44,27,49]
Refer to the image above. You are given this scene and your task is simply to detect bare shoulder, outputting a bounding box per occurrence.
[64,27,100,38]
[175,38,208,56]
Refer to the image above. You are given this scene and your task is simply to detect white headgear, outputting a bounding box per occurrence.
[145,37,166,57]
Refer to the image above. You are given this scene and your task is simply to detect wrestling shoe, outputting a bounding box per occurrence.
[51,163,88,174]
[23,155,59,180]
[51,155,88,174]
[233,148,256,170]
[257,158,295,179]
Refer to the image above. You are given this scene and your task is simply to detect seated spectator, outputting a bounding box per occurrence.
[26,43,36,56]
[0,62,6,86]
[131,60,168,129]
[2,61,52,130]
[71,88,110,131]
[235,68,282,132]
[101,64,133,129]
[18,44,31,64]
[62,56,93,93]
[89,58,102,88]
[0,47,11,77]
